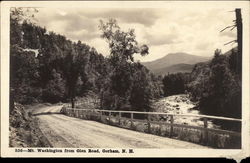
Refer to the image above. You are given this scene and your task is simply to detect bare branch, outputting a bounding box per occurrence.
[230,26,236,31]
[224,40,237,46]
[220,25,236,33]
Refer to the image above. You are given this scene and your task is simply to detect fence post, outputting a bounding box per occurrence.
[119,112,121,126]
[131,113,134,129]
[147,114,151,133]
[203,117,208,145]
[99,110,102,121]
[109,111,111,124]
[170,115,174,137]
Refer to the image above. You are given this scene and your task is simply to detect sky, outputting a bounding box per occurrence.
[34,7,237,62]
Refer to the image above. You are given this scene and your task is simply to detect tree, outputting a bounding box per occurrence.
[129,63,155,112]
[162,73,187,96]
[198,49,241,119]
[42,69,66,103]
[10,7,114,108]
[99,19,148,64]
[63,42,89,108]
[10,45,41,104]
[99,19,156,111]
[220,8,242,79]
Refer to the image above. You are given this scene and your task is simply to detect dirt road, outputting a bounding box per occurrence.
[34,105,209,148]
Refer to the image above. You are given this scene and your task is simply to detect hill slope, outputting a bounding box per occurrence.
[154,63,194,75]
[142,53,210,75]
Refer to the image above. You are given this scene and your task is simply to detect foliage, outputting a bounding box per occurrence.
[99,19,148,63]
[187,62,210,101]
[99,19,159,112]
[162,73,190,96]
[10,8,105,105]
[188,49,241,119]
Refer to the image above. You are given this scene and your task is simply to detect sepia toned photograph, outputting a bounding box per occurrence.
[1,0,250,159]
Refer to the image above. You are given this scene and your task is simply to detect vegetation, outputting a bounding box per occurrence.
[98,19,161,112]
[9,102,51,147]
[10,14,104,106]
[10,9,161,113]
[162,73,190,96]
[188,48,241,120]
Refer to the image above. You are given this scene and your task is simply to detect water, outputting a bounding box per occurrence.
[152,94,219,129]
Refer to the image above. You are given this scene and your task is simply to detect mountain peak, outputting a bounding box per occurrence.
[141,52,210,75]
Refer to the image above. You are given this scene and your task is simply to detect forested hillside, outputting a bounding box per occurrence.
[10,8,162,112]
[188,48,241,119]
[154,63,194,75]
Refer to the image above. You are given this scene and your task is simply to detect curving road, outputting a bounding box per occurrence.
[33,105,209,148]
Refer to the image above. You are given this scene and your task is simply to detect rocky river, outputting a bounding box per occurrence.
[152,94,219,129]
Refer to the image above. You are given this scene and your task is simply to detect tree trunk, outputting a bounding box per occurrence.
[71,97,75,108]
[235,8,242,79]
[100,89,104,109]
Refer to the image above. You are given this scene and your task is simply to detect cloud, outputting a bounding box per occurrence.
[36,8,161,43]
[38,9,98,32]
[144,33,178,46]
[34,7,239,62]
[79,8,161,27]
[88,38,109,56]
[66,29,100,42]
[196,42,211,50]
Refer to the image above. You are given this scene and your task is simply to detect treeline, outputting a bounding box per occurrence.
[162,73,190,96]
[188,48,241,119]
[10,9,162,112]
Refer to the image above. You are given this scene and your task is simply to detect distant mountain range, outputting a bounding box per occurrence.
[141,53,210,75]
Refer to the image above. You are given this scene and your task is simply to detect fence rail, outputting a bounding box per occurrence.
[61,106,241,148]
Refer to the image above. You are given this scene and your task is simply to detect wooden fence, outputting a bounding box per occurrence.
[61,106,241,149]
